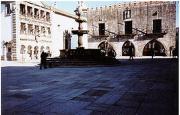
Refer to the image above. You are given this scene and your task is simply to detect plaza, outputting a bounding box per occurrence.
[1,1,179,115]
[1,58,178,115]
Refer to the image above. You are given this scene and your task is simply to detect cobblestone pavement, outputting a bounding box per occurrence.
[1,59,178,115]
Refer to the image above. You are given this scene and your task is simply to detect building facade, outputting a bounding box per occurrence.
[1,1,87,62]
[1,1,52,62]
[51,7,88,57]
[86,1,176,58]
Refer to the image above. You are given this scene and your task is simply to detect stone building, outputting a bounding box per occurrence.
[1,1,52,62]
[1,1,87,62]
[86,1,176,58]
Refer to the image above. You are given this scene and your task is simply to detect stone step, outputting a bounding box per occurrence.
[46,57,119,67]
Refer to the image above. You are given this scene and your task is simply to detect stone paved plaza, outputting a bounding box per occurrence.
[1,58,178,115]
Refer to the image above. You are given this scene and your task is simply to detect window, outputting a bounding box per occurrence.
[34,46,38,59]
[47,27,51,34]
[41,26,45,34]
[99,23,105,35]
[27,6,33,17]
[40,46,44,53]
[123,8,131,20]
[20,4,25,15]
[20,45,25,54]
[20,23,26,34]
[8,47,11,52]
[27,45,32,59]
[35,25,39,34]
[5,3,11,15]
[46,12,50,21]
[34,8,39,19]
[125,21,132,34]
[28,24,33,34]
[40,10,45,19]
[153,19,161,33]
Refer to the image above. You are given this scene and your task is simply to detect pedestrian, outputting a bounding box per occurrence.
[129,44,134,60]
[172,48,176,58]
[40,51,48,69]
[151,47,155,59]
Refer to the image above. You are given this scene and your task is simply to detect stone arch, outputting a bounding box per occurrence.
[46,46,51,57]
[98,41,116,57]
[5,42,13,61]
[40,46,44,53]
[20,45,26,54]
[46,46,50,51]
[122,41,135,56]
[34,46,39,59]
[143,39,166,56]
[27,45,32,59]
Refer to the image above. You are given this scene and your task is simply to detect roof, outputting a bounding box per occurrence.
[38,1,87,20]
[52,7,77,19]
[30,1,77,19]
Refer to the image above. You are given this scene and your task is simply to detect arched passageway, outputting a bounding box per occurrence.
[122,41,135,56]
[143,40,166,56]
[98,41,116,57]
[27,45,32,59]
[34,46,39,59]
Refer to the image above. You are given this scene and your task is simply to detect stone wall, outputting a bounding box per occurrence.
[86,1,176,57]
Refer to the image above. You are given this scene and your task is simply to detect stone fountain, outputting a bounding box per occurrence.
[46,2,120,67]
[71,1,88,48]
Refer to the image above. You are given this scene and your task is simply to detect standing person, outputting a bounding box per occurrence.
[151,47,155,59]
[40,51,48,69]
[172,48,176,58]
[129,43,134,60]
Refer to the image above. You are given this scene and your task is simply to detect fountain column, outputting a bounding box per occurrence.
[72,1,88,48]
[78,19,83,47]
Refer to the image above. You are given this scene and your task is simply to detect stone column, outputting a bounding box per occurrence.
[32,7,34,18]
[24,23,27,34]
[44,11,46,21]
[38,9,40,19]
[25,4,27,17]
[78,22,83,47]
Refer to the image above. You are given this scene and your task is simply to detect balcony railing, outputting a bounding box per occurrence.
[136,29,167,40]
[88,35,109,42]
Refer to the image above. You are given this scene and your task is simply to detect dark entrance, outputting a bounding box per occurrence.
[125,21,132,34]
[99,23,105,35]
[122,41,135,56]
[143,40,166,56]
[98,41,116,57]
[63,30,71,49]
[153,19,161,33]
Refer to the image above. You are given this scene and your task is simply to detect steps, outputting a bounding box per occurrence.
[46,48,120,67]
[46,57,120,67]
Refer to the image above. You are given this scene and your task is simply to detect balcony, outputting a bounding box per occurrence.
[137,29,167,40]
[117,34,135,39]
[88,35,109,42]
[145,29,167,38]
